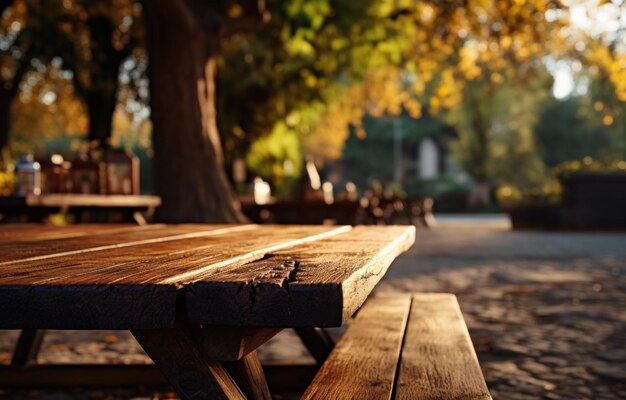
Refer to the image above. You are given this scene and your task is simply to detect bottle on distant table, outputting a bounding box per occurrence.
[14,154,41,196]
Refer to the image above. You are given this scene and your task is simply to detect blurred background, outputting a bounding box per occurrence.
[0,0,624,226]
[1,2,626,399]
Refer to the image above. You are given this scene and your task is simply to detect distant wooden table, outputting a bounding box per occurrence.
[0,194,161,224]
[0,223,414,399]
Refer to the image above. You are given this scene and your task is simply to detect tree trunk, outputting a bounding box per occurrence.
[0,95,10,160]
[143,0,247,223]
[80,11,128,148]
[85,86,117,147]
[463,81,491,183]
[469,109,489,182]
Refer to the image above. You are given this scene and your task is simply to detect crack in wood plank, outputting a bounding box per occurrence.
[161,226,351,285]
[247,258,300,314]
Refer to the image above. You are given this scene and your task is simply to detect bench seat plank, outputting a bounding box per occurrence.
[302,293,491,400]
[186,226,416,326]
[396,294,491,400]
[301,294,411,399]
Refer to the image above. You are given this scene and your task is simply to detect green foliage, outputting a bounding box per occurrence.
[3,0,625,205]
[0,169,14,196]
[446,71,552,188]
[534,97,614,168]
[495,179,562,207]
[553,158,626,177]
[246,121,303,195]
[217,0,411,168]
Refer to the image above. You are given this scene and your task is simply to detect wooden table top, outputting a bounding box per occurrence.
[0,224,415,330]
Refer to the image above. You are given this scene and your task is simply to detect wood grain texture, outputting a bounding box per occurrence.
[302,293,491,400]
[395,293,491,400]
[0,224,146,242]
[0,224,240,264]
[0,225,348,328]
[0,224,413,329]
[186,226,416,326]
[301,294,412,400]
[224,352,272,400]
[132,326,245,400]
[0,225,344,285]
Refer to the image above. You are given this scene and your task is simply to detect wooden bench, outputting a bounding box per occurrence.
[302,293,491,399]
[0,194,161,224]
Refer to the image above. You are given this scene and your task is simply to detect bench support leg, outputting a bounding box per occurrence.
[294,327,335,365]
[12,329,46,367]
[132,327,246,400]
[224,351,272,400]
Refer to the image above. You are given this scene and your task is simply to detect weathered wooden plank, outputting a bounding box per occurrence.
[0,225,346,286]
[395,293,491,400]
[186,226,415,326]
[132,326,245,400]
[0,224,242,264]
[0,225,412,329]
[301,294,412,400]
[0,225,350,329]
[0,224,146,242]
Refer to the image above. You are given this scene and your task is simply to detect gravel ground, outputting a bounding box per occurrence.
[1,216,625,399]
[377,216,626,399]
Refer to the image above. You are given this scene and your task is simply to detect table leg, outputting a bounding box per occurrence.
[12,329,46,367]
[294,327,335,365]
[132,326,245,400]
[224,351,272,400]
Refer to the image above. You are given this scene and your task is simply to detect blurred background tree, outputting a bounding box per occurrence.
[62,0,144,148]
[0,0,74,161]
[0,0,624,219]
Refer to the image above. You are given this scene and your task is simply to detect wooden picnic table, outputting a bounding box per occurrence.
[0,223,415,399]
[0,194,161,224]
